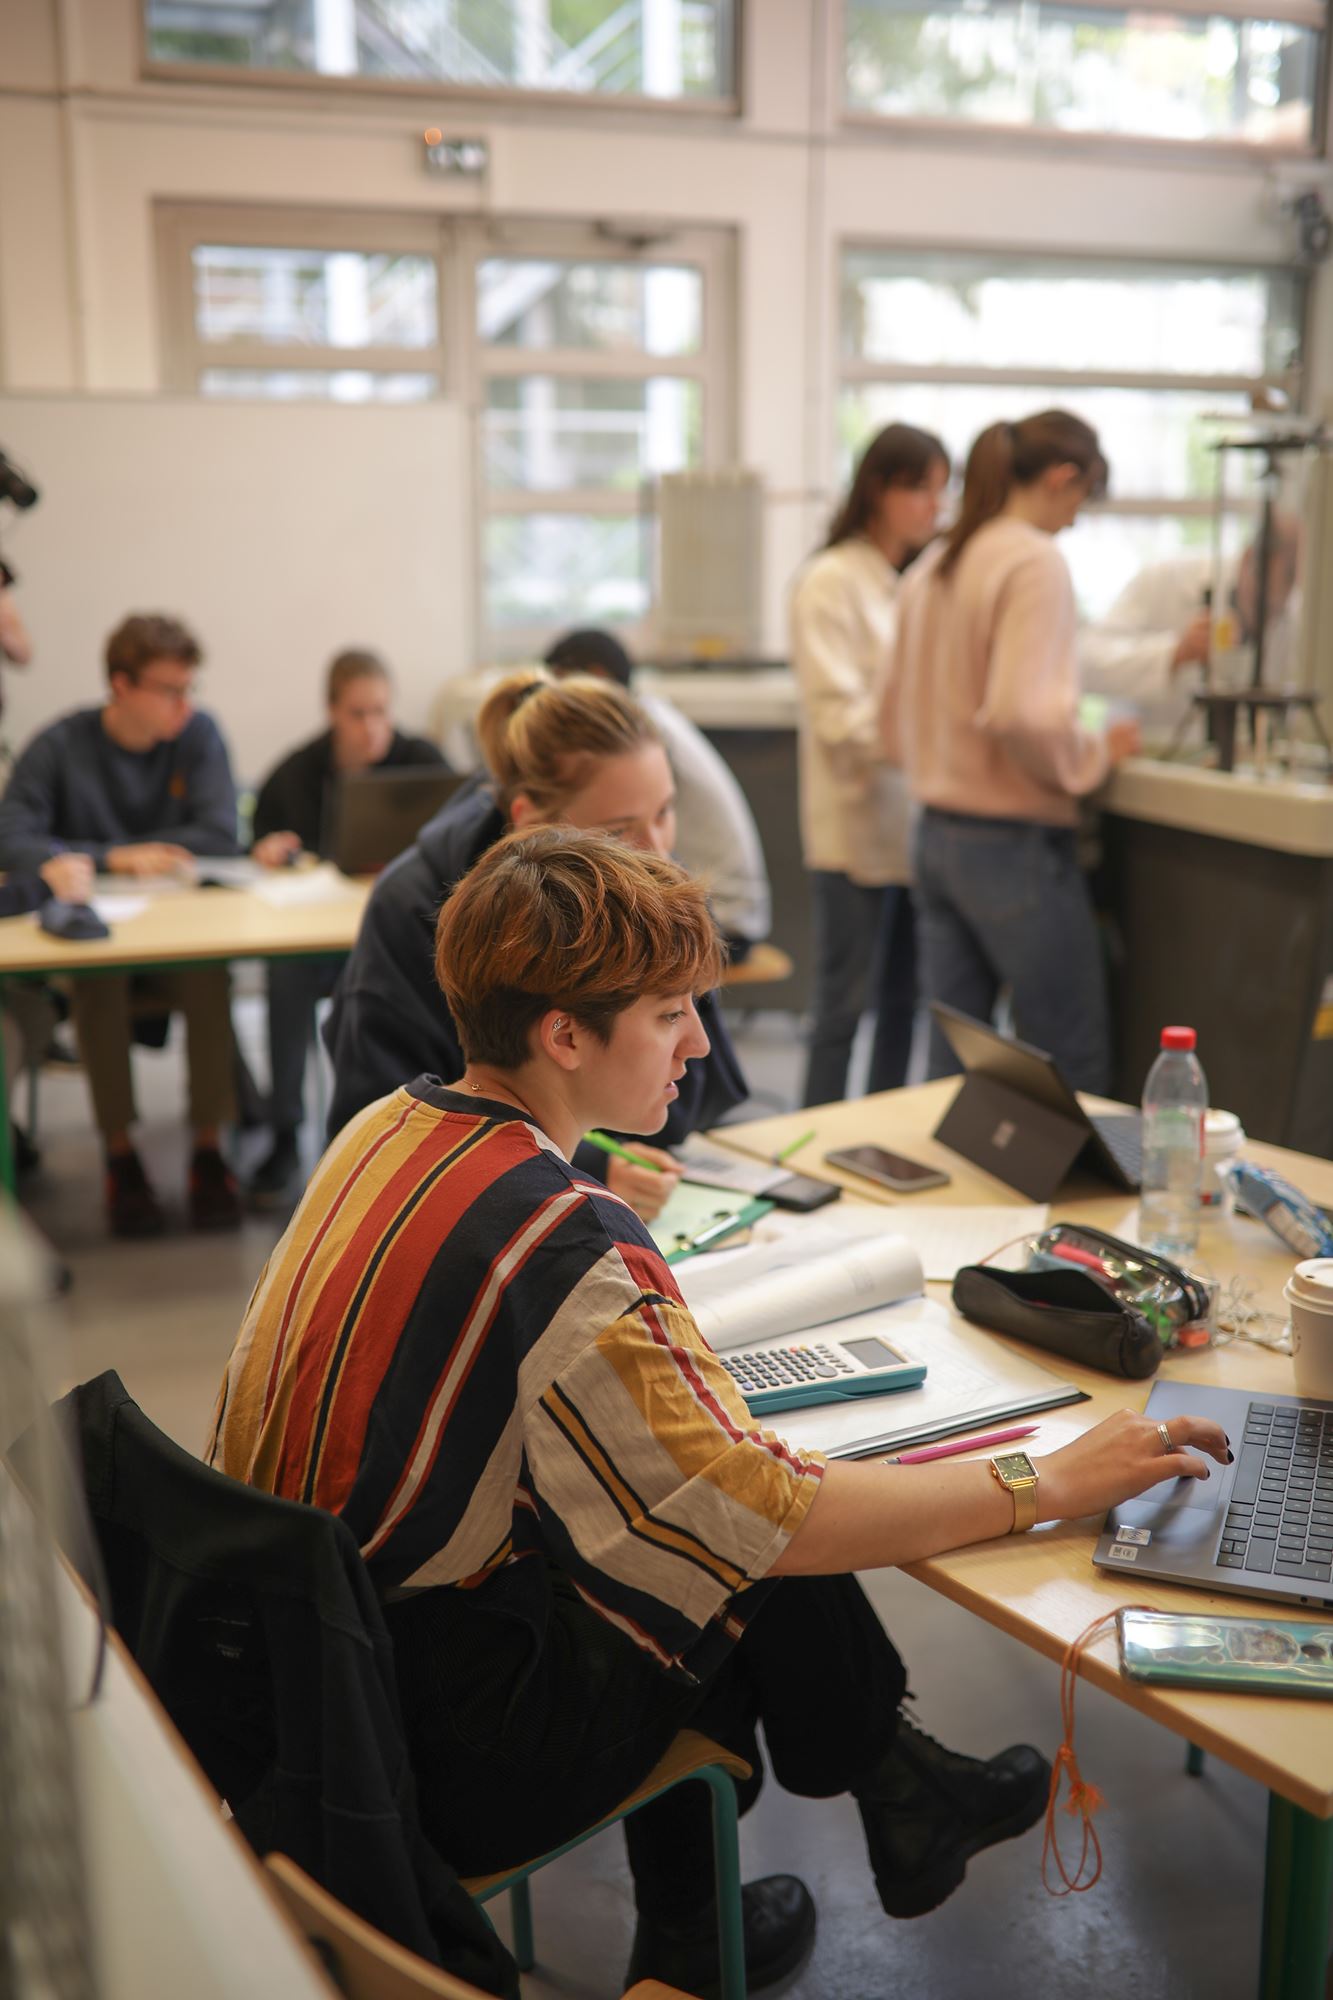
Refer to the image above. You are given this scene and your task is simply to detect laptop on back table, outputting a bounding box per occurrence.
[929,1003,1142,1203]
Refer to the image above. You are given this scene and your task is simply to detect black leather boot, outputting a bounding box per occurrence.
[855,1713,1050,1918]
[625,1873,816,1998]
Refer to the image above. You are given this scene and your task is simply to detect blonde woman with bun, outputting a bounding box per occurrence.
[323,668,747,1215]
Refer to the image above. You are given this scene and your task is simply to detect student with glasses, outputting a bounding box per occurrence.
[0,613,242,1235]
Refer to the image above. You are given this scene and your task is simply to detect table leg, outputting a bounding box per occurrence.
[1259,1793,1333,1999]
[0,979,14,1200]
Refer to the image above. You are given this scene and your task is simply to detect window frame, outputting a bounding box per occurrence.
[470,217,735,655]
[835,0,1329,158]
[139,1,742,117]
[835,237,1309,604]
[157,203,735,659]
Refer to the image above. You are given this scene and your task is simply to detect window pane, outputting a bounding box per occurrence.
[485,514,648,630]
[146,1,733,98]
[199,369,438,400]
[842,251,1302,378]
[485,377,700,491]
[193,246,438,349]
[844,0,1316,145]
[1063,511,1250,617]
[478,260,702,356]
[839,383,1256,500]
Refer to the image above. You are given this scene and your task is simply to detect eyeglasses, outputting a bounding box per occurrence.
[134,676,198,704]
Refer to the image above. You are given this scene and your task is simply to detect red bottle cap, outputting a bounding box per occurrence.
[1160,1025,1197,1051]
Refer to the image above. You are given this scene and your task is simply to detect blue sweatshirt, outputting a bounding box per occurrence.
[0,707,239,873]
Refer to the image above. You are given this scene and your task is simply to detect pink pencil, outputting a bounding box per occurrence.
[890,1423,1039,1466]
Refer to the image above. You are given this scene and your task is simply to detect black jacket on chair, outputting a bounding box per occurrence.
[44,1371,517,1999]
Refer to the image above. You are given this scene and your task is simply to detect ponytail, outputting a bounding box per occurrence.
[475,667,661,818]
[937,409,1108,578]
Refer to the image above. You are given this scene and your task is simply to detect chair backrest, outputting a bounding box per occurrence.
[265,1856,702,2000]
[37,1371,517,2000]
[265,1854,494,2000]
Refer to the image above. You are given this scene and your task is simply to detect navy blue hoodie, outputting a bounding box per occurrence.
[322,782,748,1166]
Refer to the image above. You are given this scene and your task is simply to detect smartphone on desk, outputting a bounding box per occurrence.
[1118,1608,1333,1698]
[766,1173,841,1212]
[824,1144,951,1195]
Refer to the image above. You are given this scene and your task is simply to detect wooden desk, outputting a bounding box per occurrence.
[0,874,369,1192]
[713,1082,1333,2000]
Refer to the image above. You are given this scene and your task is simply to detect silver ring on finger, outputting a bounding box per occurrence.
[1156,1421,1173,1456]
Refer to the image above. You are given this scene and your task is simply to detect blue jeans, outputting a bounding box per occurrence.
[803,873,917,1108]
[914,808,1111,1094]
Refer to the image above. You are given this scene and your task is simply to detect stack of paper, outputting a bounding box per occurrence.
[672,1208,1085,1459]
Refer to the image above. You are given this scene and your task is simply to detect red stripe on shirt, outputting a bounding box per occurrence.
[277,1115,507,1499]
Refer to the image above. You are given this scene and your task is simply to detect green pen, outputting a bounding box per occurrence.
[585,1130,665,1174]
[773,1127,816,1166]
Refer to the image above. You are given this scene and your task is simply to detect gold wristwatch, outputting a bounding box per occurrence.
[989,1450,1039,1533]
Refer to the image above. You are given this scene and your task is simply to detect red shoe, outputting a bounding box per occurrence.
[105,1149,166,1239]
[189,1145,241,1231]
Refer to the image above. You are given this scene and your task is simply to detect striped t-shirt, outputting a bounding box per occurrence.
[208,1081,825,1678]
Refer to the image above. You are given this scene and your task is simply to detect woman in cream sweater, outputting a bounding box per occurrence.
[790,423,948,1107]
[882,410,1140,1093]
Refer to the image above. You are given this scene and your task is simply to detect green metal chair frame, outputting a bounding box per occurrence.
[462,1727,750,2000]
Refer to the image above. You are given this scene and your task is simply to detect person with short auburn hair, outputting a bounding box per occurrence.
[245,645,447,1207]
[0,609,241,1235]
[322,666,747,1221]
[212,823,1229,1999]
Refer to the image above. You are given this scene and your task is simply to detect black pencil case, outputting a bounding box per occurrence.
[950,1263,1164,1379]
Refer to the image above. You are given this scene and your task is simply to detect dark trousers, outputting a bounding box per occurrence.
[915,808,1112,1095]
[803,872,917,1109]
[266,954,345,1134]
[386,1572,905,1923]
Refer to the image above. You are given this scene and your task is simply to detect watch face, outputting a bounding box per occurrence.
[994,1451,1037,1483]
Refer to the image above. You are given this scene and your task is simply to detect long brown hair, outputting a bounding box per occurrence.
[937,409,1108,578]
[826,423,950,548]
[475,667,661,817]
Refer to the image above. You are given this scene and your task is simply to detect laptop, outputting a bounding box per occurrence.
[930,1003,1142,1203]
[324,767,465,876]
[1094,1379,1333,1610]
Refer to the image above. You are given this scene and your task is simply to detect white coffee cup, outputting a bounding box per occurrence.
[1284,1259,1333,1400]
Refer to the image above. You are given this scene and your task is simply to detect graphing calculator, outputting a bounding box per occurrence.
[719,1333,926,1415]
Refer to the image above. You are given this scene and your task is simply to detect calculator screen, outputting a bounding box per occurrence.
[841,1335,906,1370]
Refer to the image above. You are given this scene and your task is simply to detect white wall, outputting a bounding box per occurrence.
[0,0,1328,698]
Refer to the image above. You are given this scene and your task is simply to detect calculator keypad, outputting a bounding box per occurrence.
[720,1343,857,1398]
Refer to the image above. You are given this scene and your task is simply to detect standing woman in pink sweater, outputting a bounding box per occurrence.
[882,410,1140,1092]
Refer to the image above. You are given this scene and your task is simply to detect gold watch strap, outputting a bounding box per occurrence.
[1008,1476,1038,1533]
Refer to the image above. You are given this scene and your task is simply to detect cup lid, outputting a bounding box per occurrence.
[1289,1260,1333,1306]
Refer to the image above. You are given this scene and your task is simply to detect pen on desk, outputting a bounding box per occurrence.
[773,1127,816,1166]
[585,1130,664,1175]
[889,1424,1039,1466]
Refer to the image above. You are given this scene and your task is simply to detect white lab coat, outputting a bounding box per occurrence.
[1080,555,1299,743]
[789,538,914,885]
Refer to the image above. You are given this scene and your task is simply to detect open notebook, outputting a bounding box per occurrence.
[674,1221,1087,1460]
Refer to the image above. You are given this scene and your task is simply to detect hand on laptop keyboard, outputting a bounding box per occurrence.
[1033,1408,1231,1524]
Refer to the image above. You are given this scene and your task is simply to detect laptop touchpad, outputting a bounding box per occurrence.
[1118,1473,1222,1517]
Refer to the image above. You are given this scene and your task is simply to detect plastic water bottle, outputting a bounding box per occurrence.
[1139,1026,1208,1261]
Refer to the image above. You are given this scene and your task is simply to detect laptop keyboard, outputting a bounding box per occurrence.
[1091,1112,1142,1184]
[1217,1402,1333,1582]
